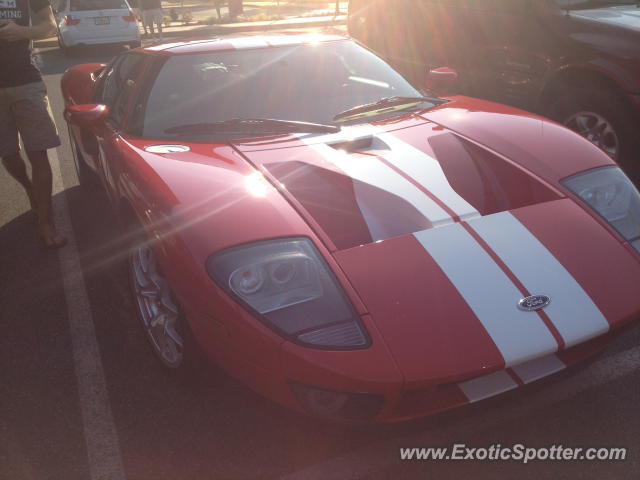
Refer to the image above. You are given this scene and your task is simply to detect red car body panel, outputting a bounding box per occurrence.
[61,35,640,423]
[334,199,640,382]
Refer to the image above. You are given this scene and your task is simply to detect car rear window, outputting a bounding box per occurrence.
[70,0,129,11]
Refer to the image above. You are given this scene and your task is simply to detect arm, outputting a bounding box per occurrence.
[0,6,56,42]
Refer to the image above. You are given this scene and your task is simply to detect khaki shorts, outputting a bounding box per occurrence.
[0,81,61,157]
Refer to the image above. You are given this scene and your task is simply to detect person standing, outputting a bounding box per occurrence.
[141,0,163,41]
[0,0,67,248]
[128,0,148,37]
[228,0,243,20]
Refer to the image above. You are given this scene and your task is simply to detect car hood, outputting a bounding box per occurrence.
[233,99,640,386]
[234,97,613,252]
[569,5,640,31]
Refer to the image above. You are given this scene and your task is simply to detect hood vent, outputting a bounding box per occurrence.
[327,135,393,155]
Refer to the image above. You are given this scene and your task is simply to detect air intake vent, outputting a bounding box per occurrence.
[328,136,373,153]
[297,321,367,347]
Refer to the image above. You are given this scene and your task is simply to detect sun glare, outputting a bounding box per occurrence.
[245,171,270,197]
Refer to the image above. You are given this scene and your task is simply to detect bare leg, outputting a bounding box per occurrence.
[1,153,37,213]
[25,149,66,248]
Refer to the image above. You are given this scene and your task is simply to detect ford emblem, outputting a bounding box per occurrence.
[518,295,551,312]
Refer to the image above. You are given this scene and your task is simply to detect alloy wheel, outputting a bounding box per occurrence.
[563,110,619,160]
[130,243,184,368]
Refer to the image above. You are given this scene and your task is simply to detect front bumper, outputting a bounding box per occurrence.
[60,28,139,48]
[281,324,634,423]
[390,330,620,421]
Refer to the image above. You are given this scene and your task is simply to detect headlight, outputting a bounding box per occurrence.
[207,238,369,349]
[562,166,640,253]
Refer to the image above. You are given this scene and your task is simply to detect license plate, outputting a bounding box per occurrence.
[94,17,110,25]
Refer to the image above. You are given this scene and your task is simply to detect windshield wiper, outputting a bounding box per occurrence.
[333,96,444,122]
[164,118,340,136]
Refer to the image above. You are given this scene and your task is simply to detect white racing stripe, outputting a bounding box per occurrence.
[227,37,270,49]
[459,370,518,402]
[512,354,566,384]
[265,35,326,47]
[296,127,480,241]
[307,142,454,240]
[467,212,609,347]
[414,223,558,366]
[376,132,480,220]
[459,353,566,402]
[297,124,384,146]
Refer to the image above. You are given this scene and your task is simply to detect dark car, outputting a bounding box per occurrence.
[349,0,640,177]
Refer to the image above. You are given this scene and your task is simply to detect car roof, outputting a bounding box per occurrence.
[142,33,347,55]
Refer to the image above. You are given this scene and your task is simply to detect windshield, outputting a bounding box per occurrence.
[554,0,637,9]
[141,41,429,139]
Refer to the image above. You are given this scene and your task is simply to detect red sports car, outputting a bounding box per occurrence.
[61,34,640,423]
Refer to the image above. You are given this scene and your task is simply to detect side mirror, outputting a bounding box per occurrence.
[64,104,109,129]
[425,67,459,97]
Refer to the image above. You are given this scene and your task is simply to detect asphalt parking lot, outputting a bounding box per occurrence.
[1,35,639,480]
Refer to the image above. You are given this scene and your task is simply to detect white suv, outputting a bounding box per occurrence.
[52,0,141,54]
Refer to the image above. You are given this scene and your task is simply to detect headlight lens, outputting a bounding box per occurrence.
[207,238,369,349]
[228,252,320,313]
[562,166,640,253]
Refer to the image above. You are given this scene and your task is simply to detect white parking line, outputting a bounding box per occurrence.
[281,344,640,480]
[49,148,127,480]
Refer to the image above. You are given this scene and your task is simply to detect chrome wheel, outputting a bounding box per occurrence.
[563,111,619,160]
[131,243,184,368]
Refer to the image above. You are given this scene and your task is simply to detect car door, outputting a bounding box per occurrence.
[459,0,554,110]
[91,52,147,203]
[73,55,125,175]
[366,0,482,90]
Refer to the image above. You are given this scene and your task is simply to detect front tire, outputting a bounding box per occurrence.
[548,88,640,179]
[127,225,208,383]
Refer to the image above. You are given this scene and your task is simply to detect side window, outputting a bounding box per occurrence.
[98,53,147,128]
[96,57,123,107]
